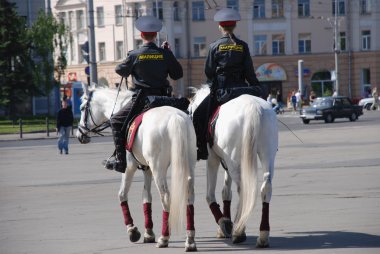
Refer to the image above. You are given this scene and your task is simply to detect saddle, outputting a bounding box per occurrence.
[207,87,261,147]
[215,86,262,103]
[125,96,190,153]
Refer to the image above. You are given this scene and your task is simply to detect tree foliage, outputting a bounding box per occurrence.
[0,0,36,115]
[0,1,68,116]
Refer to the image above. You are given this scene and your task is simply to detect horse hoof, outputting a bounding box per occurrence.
[232,232,247,244]
[156,236,169,248]
[256,231,270,248]
[185,236,197,252]
[127,225,141,243]
[143,228,155,243]
[218,217,233,238]
[216,228,226,238]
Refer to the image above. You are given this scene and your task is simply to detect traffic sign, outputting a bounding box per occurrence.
[85,66,90,76]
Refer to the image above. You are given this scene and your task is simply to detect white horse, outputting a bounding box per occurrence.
[76,83,197,251]
[189,86,278,247]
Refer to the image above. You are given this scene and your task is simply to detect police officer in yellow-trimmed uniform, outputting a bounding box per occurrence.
[104,15,183,173]
[193,8,261,160]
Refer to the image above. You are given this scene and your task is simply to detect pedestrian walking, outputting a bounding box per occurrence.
[371,87,379,110]
[56,99,74,154]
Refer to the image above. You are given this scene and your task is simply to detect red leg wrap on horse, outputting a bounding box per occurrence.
[259,202,270,231]
[223,200,231,219]
[143,203,153,229]
[120,201,133,226]
[186,205,195,230]
[162,211,170,236]
[209,202,223,223]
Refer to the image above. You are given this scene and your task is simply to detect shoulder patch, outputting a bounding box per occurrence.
[218,44,243,52]
[138,53,164,60]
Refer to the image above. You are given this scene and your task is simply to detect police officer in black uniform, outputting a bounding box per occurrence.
[193,8,261,160]
[104,16,183,173]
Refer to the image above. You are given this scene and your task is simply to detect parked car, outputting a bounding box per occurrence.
[300,96,363,124]
[358,96,380,110]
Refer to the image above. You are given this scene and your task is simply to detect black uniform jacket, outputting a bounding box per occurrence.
[116,42,183,89]
[205,34,259,90]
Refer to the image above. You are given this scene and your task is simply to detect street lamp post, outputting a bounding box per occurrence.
[334,0,340,96]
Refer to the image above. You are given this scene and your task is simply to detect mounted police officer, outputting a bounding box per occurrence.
[104,16,183,173]
[193,8,261,160]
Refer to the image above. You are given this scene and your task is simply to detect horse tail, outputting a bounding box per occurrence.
[167,114,194,232]
[234,101,261,234]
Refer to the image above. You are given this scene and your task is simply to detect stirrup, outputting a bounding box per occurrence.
[102,153,116,170]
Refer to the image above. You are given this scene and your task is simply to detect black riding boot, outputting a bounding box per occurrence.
[104,129,127,173]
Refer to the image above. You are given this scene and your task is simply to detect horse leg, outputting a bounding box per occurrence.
[151,171,170,248]
[185,174,197,252]
[142,168,155,243]
[228,171,247,244]
[118,164,141,243]
[256,154,275,248]
[216,171,233,238]
[206,150,232,238]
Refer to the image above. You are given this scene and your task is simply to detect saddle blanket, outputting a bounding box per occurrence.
[207,106,221,147]
[125,112,145,152]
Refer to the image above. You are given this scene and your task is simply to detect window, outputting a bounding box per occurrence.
[272,0,284,18]
[173,2,180,21]
[98,42,106,61]
[153,1,163,20]
[193,37,207,57]
[135,39,143,49]
[79,46,87,64]
[360,0,371,15]
[134,3,144,19]
[58,12,66,26]
[362,68,371,96]
[253,0,265,19]
[254,35,267,55]
[97,7,104,27]
[272,34,285,55]
[362,30,371,50]
[115,5,123,26]
[116,41,123,60]
[227,0,239,11]
[339,32,346,51]
[68,11,74,29]
[298,33,311,53]
[192,1,205,21]
[76,10,85,30]
[298,0,310,17]
[174,38,181,58]
[332,0,345,16]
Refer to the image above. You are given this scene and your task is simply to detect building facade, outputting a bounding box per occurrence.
[55,0,380,101]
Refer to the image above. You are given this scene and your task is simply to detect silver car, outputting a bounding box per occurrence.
[358,96,380,110]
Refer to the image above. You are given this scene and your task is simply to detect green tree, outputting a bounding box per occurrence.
[0,0,37,115]
[28,10,68,115]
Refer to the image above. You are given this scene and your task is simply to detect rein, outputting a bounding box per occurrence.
[78,91,110,137]
[78,77,125,138]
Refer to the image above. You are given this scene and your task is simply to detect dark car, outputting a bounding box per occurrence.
[300,96,363,124]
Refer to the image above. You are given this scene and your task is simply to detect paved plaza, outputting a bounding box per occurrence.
[1,111,380,254]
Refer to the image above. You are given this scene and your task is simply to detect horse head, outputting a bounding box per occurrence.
[188,84,210,116]
[76,82,134,144]
[76,82,110,144]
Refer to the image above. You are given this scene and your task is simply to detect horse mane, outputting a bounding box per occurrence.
[81,86,135,120]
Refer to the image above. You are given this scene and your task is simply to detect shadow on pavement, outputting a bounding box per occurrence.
[196,231,380,251]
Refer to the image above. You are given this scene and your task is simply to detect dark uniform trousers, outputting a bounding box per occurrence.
[110,87,167,136]
[107,87,168,173]
[193,90,219,158]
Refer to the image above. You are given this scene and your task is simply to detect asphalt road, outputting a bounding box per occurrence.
[1,110,380,254]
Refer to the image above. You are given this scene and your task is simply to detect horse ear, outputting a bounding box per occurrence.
[81,82,89,98]
[90,82,97,90]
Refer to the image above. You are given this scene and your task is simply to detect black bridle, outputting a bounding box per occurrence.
[78,91,111,138]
